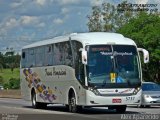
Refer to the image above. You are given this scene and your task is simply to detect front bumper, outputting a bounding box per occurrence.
[85,90,141,106]
[142,97,160,106]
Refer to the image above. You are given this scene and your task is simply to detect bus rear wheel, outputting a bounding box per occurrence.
[31,90,47,109]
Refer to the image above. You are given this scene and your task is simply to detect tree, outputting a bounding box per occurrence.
[87,6,102,32]
[0,52,4,72]
[87,1,136,32]
[118,12,160,83]
[14,53,21,68]
[0,52,20,69]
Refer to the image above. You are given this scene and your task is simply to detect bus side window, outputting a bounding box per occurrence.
[28,48,35,67]
[45,45,53,66]
[35,47,45,67]
[78,52,85,85]
[53,41,73,67]
[72,41,85,85]
[53,43,62,65]
[21,50,27,68]
[22,52,25,59]
[64,41,73,67]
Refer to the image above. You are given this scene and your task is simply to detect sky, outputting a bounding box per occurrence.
[0,0,159,53]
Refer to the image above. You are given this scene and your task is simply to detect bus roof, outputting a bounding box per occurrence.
[22,32,136,49]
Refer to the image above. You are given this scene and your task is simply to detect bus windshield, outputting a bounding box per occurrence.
[86,45,141,88]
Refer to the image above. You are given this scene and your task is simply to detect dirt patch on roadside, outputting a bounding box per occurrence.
[0,89,21,99]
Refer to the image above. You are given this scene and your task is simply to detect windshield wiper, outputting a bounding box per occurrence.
[102,79,107,87]
[127,79,131,86]
[127,79,141,87]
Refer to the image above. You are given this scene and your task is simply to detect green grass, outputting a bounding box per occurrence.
[0,68,20,84]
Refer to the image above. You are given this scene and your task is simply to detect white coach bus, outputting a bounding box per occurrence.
[20,32,149,113]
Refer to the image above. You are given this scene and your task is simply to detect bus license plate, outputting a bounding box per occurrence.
[112,99,122,103]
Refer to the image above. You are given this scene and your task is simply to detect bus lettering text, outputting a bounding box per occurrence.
[45,68,66,78]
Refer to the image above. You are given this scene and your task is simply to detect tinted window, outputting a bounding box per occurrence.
[142,83,160,91]
[28,49,35,67]
[53,41,73,66]
[63,42,73,66]
[86,45,140,88]
[22,52,25,59]
[72,41,85,85]
[21,50,28,68]
[35,46,44,67]
[44,45,53,66]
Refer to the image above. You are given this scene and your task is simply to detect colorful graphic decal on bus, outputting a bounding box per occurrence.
[23,68,57,102]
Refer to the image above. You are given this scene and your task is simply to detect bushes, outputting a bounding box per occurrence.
[0,68,20,89]
[3,83,10,89]
[3,78,20,89]
[8,78,20,89]
[0,76,3,84]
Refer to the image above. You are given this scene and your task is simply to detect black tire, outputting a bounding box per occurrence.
[31,91,47,109]
[138,104,144,108]
[68,93,82,113]
[145,105,150,108]
[115,105,127,113]
[140,105,150,108]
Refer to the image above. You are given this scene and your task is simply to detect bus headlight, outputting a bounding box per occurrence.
[133,87,141,95]
[88,87,101,96]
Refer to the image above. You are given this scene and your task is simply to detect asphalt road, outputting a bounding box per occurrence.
[0,98,160,120]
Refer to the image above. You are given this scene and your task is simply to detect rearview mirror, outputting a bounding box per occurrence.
[137,48,149,63]
[79,48,87,65]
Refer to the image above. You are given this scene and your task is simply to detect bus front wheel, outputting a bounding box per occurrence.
[68,92,82,113]
[115,105,127,113]
[108,105,127,113]
[68,93,77,112]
